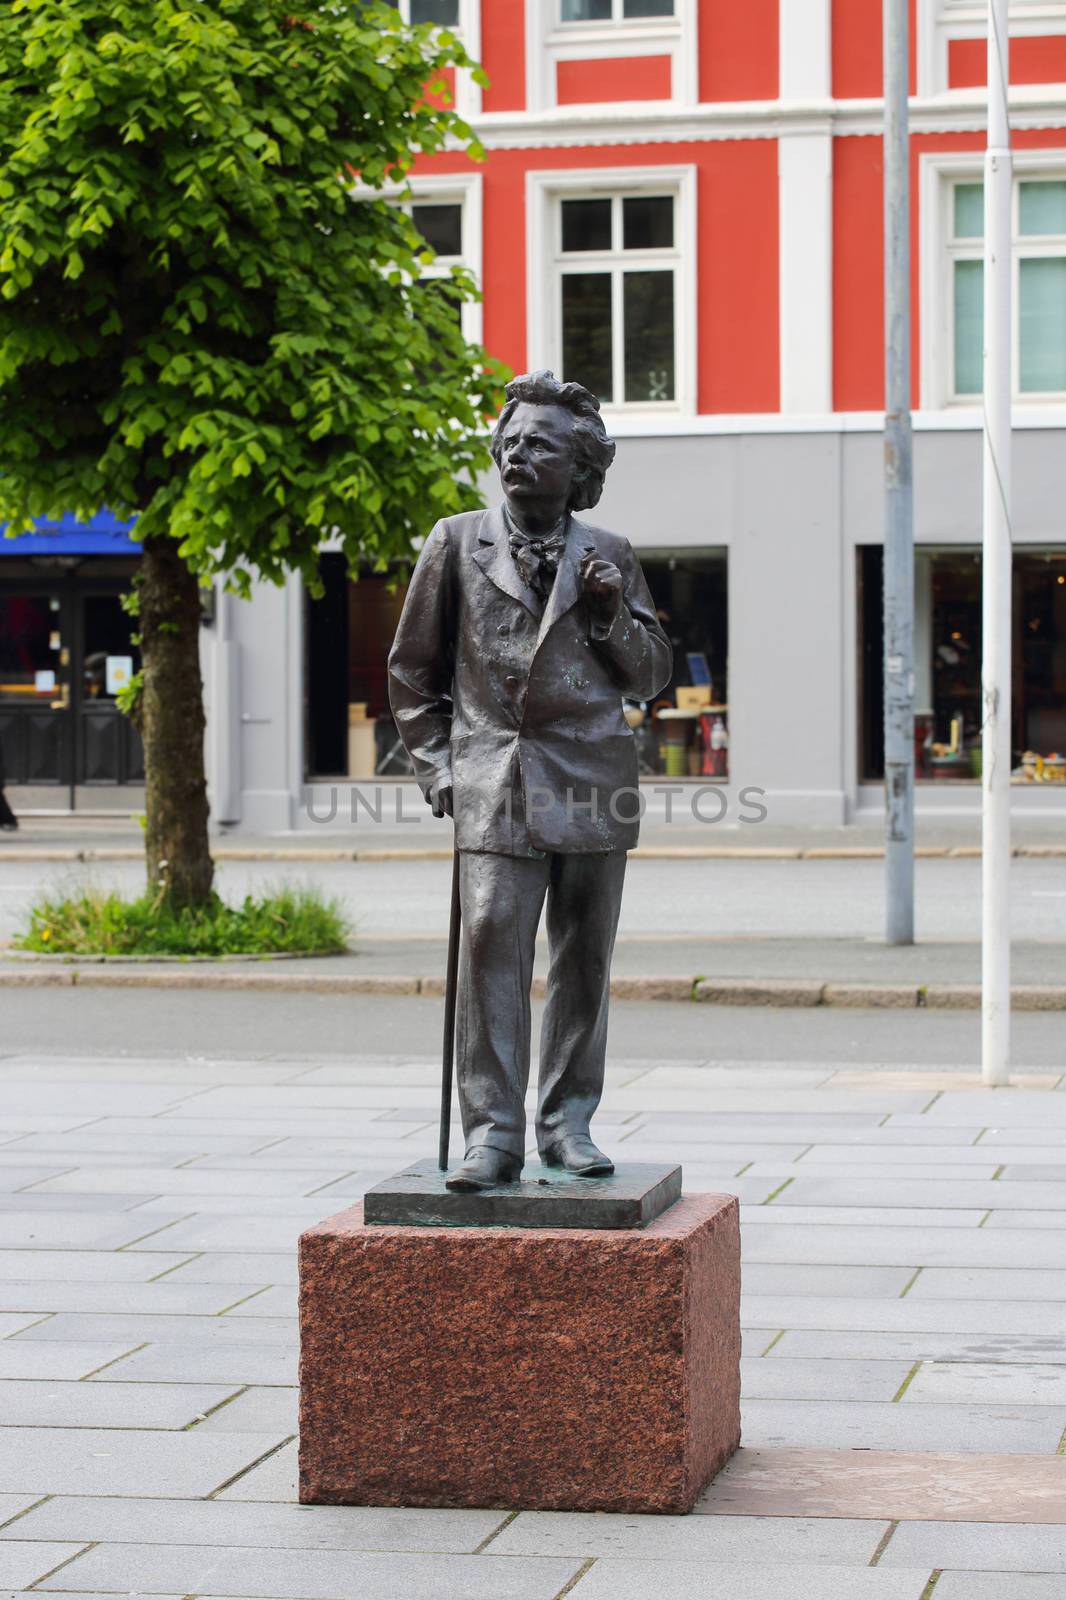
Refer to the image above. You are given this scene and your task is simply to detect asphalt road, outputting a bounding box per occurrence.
[1,853,1065,943]
[2,987,1064,1067]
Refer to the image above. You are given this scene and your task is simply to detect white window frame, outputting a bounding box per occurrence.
[917,0,1066,95]
[921,148,1066,407]
[525,0,697,113]
[526,165,697,417]
[347,171,484,344]
[385,0,481,118]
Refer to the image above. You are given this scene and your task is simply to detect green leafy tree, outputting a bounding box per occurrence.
[0,0,506,905]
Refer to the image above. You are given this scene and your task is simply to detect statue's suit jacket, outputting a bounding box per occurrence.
[388,505,672,855]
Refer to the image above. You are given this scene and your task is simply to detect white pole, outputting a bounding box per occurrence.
[982,0,1012,1087]
[883,0,915,945]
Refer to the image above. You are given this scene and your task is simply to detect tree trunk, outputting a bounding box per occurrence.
[139,535,214,909]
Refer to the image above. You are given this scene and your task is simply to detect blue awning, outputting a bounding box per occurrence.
[1,509,140,556]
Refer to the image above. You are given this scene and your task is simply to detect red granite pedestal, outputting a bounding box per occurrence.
[298,1193,741,1514]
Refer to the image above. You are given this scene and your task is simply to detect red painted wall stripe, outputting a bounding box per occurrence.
[414,141,779,414]
[699,140,779,410]
[949,34,1066,87]
[481,0,526,112]
[698,0,778,101]
[832,0,917,98]
[832,136,884,410]
[556,55,672,105]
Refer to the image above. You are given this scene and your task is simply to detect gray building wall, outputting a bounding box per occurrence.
[211,424,1066,833]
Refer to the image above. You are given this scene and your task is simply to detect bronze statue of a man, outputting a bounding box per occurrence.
[388,371,672,1192]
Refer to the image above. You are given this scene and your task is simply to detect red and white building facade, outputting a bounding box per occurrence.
[130,1,1066,830]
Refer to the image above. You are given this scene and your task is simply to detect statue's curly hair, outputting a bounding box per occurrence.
[491,370,616,512]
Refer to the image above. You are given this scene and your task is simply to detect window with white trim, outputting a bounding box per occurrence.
[560,0,674,19]
[554,192,679,407]
[948,174,1066,400]
[918,0,1066,94]
[382,0,461,26]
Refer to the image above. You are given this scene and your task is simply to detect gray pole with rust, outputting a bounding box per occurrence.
[883,0,915,944]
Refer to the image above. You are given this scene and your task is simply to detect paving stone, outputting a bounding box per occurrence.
[743,1295,1066,1338]
[131,1195,353,1217]
[882,1521,1066,1571]
[0,1213,188,1249]
[697,1445,1066,1523]
[223,1286,297,1319]
[740,1265,915,1298]
[740,1357,912,1402]
[0,1312,51,1337]
[194,1387,298,1433]
[155,1252,298,1286]
[0,1542,88,1588]
[771,1330,1066,1365]
[0,1429,289,1497]
[124,1215,322,1252]
[15,1312,295,1345]
[33,1168,346,1197]
[13,1132,282,1155]
[0,1341,140,1380]
[784,1178,1066,1210]
[0,1379,241,1429]
[743,1399,1066,1452]
[980,1128,1066,1146]
[0,1281,266,1315]
[741,1206,987,1228]
[216,1440,297,1500]
[0,1192,162,1213]
[494,1510,886,1562]
[904,1361,1066,1407]
[741,1224,1066,1269]
[31,1542,582,1600]
[92,1341,297,1387]
[984,1209,1066,1230]
[912,1268,1066,1302]
[1002,1164,1066,1180]
[566,1560,931,1600]
[800,1143,1055,1166]
[0,1498,40,1531]
[5,1495,507,1553]
[748,1162,1002,1182]
[0,1167,76,1191]
[935,1575,1066,1598]
[0,1149,193,1170]
[0,1250,195,1283]
[0,1086,196,1116]
[924,1094,1066,1126]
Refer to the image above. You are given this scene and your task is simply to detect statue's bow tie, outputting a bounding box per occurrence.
[509,529,568,602]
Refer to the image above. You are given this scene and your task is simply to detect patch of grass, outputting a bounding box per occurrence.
[16,883,350,958]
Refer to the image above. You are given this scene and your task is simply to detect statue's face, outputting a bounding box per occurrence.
[497,403,576,509]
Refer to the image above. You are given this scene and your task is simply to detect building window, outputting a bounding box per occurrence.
[382,0,461,26]
[561,0,674,19]
[556,191,678,407]
[858,547,1066,783]
[348,172,483,344]
[947,174,1066,400]
[637,551,729,779]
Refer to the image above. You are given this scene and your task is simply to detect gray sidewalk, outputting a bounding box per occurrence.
[0,1036,1064,1598]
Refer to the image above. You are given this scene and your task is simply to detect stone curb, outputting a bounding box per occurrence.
[1,966,1064,1008]
[2,844,1065,863]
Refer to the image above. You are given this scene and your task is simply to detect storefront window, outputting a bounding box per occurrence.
[858,547,1066,782]
[306,547,729,782]
[636,550,729,779]
[306,554,412,779]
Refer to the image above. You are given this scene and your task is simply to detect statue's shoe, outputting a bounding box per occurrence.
[445,1147,522,1192]
[540,1134,615,1175]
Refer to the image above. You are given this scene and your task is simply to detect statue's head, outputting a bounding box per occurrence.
[491,370,616,513]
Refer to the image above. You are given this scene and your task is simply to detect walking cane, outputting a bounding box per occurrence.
[438,847,461,1171]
